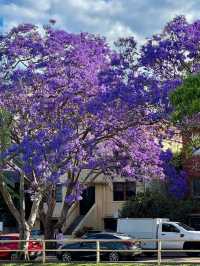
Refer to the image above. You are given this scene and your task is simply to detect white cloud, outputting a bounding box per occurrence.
[22,0,51,11]
[0,2,47,31]
[106,21,143,44]
[68,0,123,15]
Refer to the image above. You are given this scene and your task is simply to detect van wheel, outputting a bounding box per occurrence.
[184,243,199,257]
[145,252,155,257]
[108,252,119,262]
[186,250,198,257]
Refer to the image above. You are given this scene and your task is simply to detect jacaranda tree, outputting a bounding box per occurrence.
[140,15,200,109]
[0,23,169,248]
[140,15,200,80]
[140,15,200,197]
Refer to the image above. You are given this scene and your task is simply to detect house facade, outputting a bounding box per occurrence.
[40,130,200,234]
[34,178,146,235]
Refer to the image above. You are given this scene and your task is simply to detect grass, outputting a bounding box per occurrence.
[1,262,198,266]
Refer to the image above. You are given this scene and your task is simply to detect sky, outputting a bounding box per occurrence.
[1,0,200,45]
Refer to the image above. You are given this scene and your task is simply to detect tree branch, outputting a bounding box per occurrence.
[0,173,21,224]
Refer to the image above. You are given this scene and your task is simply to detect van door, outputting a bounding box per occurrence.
[159,223,183,250]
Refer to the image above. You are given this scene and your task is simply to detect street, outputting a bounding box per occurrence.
[1,253,200,264]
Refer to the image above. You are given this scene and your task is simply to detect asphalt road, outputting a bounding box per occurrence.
[1,253,200,264]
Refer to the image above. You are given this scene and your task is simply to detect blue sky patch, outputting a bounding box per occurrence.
[0,17,3,27]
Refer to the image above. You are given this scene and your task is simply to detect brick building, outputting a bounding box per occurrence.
[182,128,200,229]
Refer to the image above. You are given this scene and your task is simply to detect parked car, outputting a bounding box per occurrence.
[31,229,43,240]
[0,234,43,260]
[57,232,142,262]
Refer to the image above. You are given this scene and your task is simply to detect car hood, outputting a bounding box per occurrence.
[185,231,200,239]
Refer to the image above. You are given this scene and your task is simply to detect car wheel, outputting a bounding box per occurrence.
[108,252,119,262]
[10,253,17,261]
[29,253,37,260]
[62,252,72,262]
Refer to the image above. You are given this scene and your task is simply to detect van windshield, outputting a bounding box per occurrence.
[177,223,195,231]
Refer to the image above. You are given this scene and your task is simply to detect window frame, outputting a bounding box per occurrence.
[162,223,180,233]
[113,182,136,201]
[55,184,63,202]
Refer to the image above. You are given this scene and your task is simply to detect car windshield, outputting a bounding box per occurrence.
[31,230,41,236]
[0,236,12,240]
[85,234,117,239]
[114,233,132,239]
[83,232,131,240]
[62,242,80,249]
[177,223,195,231]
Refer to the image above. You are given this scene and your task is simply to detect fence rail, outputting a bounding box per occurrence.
[1,238,200,264]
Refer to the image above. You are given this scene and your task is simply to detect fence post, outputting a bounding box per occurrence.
[24,240,26,261]
[96,241,100,264]
[24,240,29,261]
[42,240,46,264]
[157,239,161,265]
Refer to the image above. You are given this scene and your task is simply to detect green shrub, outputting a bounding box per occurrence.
[120,190,200,224]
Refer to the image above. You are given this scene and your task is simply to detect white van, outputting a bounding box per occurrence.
[117,218,200,255]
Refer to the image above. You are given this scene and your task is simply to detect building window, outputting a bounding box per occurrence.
[56,184,63,202]
[113,182,136,201]
[192,179,200,198]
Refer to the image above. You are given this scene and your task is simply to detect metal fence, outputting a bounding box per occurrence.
[1,238,200,264]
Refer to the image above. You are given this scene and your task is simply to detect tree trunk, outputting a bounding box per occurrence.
[55,178,74,230]
[44,221,55,253]
[0,173,21,224]
[0,173,43,260]
[19,193,42,260]
[19,222,31,260]
[55,201,71,230]
[44,221,54,240]
[39,186,56,251]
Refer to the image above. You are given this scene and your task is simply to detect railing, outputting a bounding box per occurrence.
[1,238,200,264]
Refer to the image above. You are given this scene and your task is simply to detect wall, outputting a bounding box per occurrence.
[73,204,97,235]
[182,129,200,178]
[94,181,145,230]
[182,129,200,198]
[62,202,80,232]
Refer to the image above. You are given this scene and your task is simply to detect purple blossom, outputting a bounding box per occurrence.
[0,24,167,205]
[161,150,188,199]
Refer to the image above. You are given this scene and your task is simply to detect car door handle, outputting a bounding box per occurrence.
[161,233,166,235]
